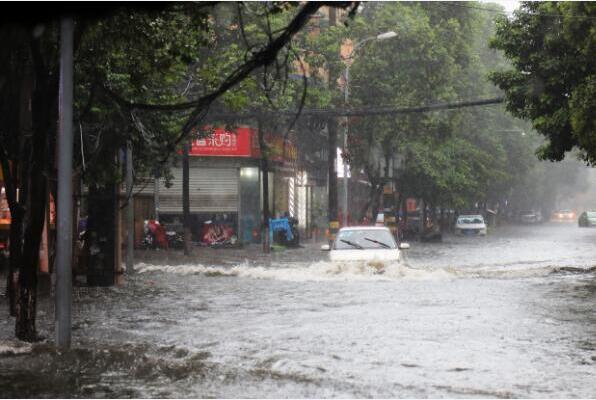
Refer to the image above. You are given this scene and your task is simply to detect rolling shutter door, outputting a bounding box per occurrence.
[159,167,238,213]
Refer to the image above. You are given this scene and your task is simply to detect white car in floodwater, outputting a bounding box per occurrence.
[321,226,410,262]
[455,214,487,236]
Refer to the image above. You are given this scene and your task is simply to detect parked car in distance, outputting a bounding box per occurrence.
[551,209,576,222]
[578,211,596,227]
[455,215,487,236]
[321,226,410,262]
[519,210,543,224]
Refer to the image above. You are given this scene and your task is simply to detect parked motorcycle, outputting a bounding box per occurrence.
[200,221,237,248]
[165,231,184,249]
[207,235,238,248]
[140,220,169,249]
[270,216,300,247]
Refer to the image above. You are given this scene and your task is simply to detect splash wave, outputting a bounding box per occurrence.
[135,260,596,282]
[135,261,451,282]
[0,340,33,355]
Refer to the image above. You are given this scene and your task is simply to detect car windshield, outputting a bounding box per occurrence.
[457,216,484,224]
[587,212,596,218]
[334,229,397,250]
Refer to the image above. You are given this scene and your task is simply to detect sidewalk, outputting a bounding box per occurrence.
[133,240,326,267]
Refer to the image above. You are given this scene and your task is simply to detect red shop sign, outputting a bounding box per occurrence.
[190,127,254,157]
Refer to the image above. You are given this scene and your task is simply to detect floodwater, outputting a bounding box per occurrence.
[1,222,596,398]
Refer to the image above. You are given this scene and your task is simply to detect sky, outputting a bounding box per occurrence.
[479,0,521,14]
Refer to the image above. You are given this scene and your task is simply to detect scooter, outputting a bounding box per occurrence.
[270,217,300,247]
[140,220,169,249]
[165,231,184,249]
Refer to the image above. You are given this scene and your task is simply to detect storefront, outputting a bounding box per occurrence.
[134,126,297,245]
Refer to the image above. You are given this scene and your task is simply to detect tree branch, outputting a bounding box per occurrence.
[102,2,353,121]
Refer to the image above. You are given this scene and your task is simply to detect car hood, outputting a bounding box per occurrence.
[456,223,486,229]
[329,248,401,262]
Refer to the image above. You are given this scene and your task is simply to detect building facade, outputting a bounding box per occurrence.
[132,124,328,245]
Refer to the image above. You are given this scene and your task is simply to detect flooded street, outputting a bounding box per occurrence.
[3,1,595,398]
[2,223,596,398]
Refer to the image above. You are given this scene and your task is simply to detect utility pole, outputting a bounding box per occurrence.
[182,140,191,255]
[342,31,397,226]
[258,117,271,253]
[342,62,350,227]
[341,31,397,226]
[327,8,339,242]
[55,16,74,349]
[125,143,134,274]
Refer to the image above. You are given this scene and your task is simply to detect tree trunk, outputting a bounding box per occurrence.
[7,207,23,317]
[401,195,408,228]
[359,197,373,223]
[125,145,134,273]
[420,198,427,237]
[15,56,52,341]
[15,283,36,341]
[15,147,47,341]
[4,46,33,318]
[86,184,117,287]
[396,189,403,218]
[399,194,407,240]
[429,202,435,225]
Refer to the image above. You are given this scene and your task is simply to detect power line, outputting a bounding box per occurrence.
[343,97,504,117]
[436,1,511,16]
[205,97,505,120]
[436,1,596,21]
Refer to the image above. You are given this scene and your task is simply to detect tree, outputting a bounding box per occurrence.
[0,22,59,341]
[335,2,545,225]
[490,2,596,164]
[341,2,487,220]
[0,2,354,342]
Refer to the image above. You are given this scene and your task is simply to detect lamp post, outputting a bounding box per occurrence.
[342,31,397,227]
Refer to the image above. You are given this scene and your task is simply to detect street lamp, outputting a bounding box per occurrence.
[341,31,397,226]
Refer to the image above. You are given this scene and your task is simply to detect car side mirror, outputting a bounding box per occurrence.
[399,243,410,250]
[320,244,330,251]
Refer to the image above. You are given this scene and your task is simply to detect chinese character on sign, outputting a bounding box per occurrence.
[189,127,252,157]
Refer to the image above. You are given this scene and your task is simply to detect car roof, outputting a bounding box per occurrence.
[338,226,391,231]
[457,214,483,218]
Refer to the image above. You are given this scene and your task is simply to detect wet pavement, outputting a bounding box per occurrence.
[1,222,596,398]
